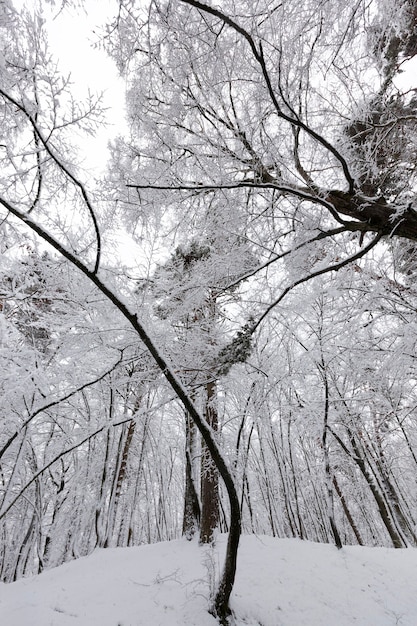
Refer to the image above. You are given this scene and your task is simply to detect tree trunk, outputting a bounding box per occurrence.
[3,201,242,623]
[332,427,406,548]
[182,411,201,539]
[104,418,137,548]
[333,475,364,546]
[321,366,343,549]
[200,380,220,543]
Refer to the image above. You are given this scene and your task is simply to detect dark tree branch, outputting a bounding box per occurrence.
[179,0,356,193]
[29,78,43,214]
[128,181,417,243]
[219,226,349,293]
[0,87,102,274]
[0,194,240,622]
[251,233,383,333]
[127,181,356,226]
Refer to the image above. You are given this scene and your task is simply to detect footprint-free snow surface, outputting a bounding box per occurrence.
[1,534,416,625]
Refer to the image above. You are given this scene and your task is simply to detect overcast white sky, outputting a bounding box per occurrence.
[45,1,126,171]
[10,0,126,174]
[10,1,143,267]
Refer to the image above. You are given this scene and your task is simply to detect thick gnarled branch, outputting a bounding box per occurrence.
[326,191,417,242]
[128,180,417,242]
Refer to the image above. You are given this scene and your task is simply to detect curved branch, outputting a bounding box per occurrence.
[220,226,348,293]
[0,194,240,621]
[0,87,101,273]
[126,180,366,229]
[0,353,124,462]
[179,0,356,193]
[129,180,417,242]
[251,233,383,333]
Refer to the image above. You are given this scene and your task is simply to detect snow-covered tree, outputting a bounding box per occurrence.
[2,0,417,622]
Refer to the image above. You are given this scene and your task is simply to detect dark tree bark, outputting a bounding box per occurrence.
[330,426,406,548]
[200,380,220,544]
[1,198,241,623]
[326,191,417,243]
[333,476,364,546]
[182,412,201,539]
[320,360,343,550]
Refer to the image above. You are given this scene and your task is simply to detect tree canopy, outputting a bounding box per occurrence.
[1,0,417,622]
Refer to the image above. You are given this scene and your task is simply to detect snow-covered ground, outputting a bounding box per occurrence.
[1,534,416,625]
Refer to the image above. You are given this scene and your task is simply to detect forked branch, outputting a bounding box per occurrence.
[179,0,356,193]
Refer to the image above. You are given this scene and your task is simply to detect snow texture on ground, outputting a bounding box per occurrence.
[0,534,416,625]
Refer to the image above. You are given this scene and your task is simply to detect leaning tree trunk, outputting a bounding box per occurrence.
[331,426,406,548]
[3,201,242,624]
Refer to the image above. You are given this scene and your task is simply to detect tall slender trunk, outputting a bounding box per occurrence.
[255,420,278,536]
[200,380,219,543]
[183,410,201,539]
[321,365,342,549]
[332,475,363,545]
[104,419,137,547]
[369,420,417,546]
[331,426,406,548]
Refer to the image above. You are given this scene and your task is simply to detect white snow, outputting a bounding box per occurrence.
[0,534,416,626]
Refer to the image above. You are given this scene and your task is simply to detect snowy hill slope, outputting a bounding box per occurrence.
[0,534,416,625]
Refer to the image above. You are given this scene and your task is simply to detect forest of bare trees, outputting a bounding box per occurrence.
[1,0,417,621]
